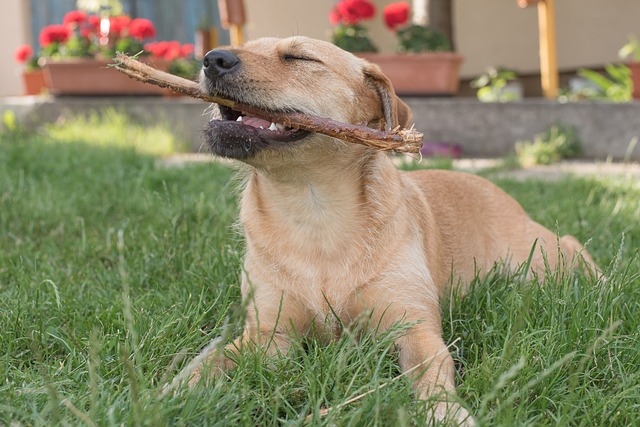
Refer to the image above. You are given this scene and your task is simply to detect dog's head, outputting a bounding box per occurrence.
[200,36,412,166]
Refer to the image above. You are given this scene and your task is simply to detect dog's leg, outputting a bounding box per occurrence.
[396,326,473,426]
[184,283,308,388]
[185,325,292,388]
[354,286,474,426]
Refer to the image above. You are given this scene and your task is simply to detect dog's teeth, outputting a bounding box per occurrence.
[259,126,264,129]
[275,124,286,131]
[268,122,278,131]
[236,116,243,122]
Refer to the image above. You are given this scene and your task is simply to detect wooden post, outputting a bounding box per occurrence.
[537,0,558,99]
[218,0,246,46]
[229,25,244,46]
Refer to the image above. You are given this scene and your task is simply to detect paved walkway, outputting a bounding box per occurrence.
[160,153,640,183]
[453,159,640,181]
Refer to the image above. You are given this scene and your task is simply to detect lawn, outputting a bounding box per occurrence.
[1,116,639,426]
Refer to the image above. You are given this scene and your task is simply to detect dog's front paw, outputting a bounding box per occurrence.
[162,337,232,396]
[428,401,475,426]
[185,360,227,388]
[186,365,204,389]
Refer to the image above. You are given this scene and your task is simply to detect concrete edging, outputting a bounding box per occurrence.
[405,98,640,161]
[1,96,639,161]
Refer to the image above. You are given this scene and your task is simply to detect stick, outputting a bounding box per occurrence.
[112,54,423,154]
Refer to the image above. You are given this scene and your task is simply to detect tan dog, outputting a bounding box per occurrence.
[184,36,598,424]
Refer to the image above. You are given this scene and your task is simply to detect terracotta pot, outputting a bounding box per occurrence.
[358,52,463,96]
[41,58,168,96]
[163,88,186,97]
[21,69,47,95]
[629,61,640,100]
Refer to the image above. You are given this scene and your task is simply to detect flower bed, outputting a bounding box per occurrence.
[328,0,462,95]
[15,8,200,96]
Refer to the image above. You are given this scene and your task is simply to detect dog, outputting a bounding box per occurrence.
[182,36,599,425]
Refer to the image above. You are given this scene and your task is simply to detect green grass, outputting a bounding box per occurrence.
[1,122,639,426]
[42,109,185,156]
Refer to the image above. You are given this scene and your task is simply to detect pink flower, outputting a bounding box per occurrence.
[129,18,156,40]
[14,45,33,63]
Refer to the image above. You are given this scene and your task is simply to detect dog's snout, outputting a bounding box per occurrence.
[203,49,240,78]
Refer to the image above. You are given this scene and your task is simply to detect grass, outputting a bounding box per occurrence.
[1,118,639,426]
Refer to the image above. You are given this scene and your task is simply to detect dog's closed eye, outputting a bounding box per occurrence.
[282,53,322,63]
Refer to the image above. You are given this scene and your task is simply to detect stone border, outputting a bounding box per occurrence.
[2,96,639,161]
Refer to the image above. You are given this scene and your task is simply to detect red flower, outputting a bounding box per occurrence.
[129,18,156,40]
[38,24,71,47]
[333,0,376,25]
[80,26,92,38]
[144,41,158,57]
[14,44,33,63]
[179,43,194,58]
[109,15,131,37]
[329,8,342,25]
[145,41,168,58]
[350,0,375,19]
[383,2,410,30]
[162,41,182,61]
[63,10,87,27]
[88,15,101,32]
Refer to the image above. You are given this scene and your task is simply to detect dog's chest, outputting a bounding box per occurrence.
[268,246,365,314]
[240,170,405,323]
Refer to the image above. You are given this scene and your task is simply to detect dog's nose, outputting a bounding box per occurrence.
[203,49,240,78]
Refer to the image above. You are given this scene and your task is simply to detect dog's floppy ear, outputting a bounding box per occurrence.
[363,63,413,130]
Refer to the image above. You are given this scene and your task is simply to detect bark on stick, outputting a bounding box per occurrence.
[112,54,423,154]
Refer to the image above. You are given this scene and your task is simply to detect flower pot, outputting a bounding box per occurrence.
[21,70,47,95]
[41,58,168,96]
[628,61,640,100]
[358,52,463,96]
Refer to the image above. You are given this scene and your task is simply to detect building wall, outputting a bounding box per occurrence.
[245,0,640,79]
[2,0,638,96]
[455,0,637,78]
[2,0,32,97]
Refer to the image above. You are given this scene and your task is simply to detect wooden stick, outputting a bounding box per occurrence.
[111,54,423,154]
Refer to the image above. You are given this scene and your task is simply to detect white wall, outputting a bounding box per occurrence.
[245,0,640,79]
[1,0,32,97]
[455,0,637,78]
[2,0,638,96]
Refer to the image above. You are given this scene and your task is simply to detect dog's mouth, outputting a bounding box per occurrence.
[203,104,310,160]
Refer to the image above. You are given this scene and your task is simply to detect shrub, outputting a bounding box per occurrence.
[515,124,582,166]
